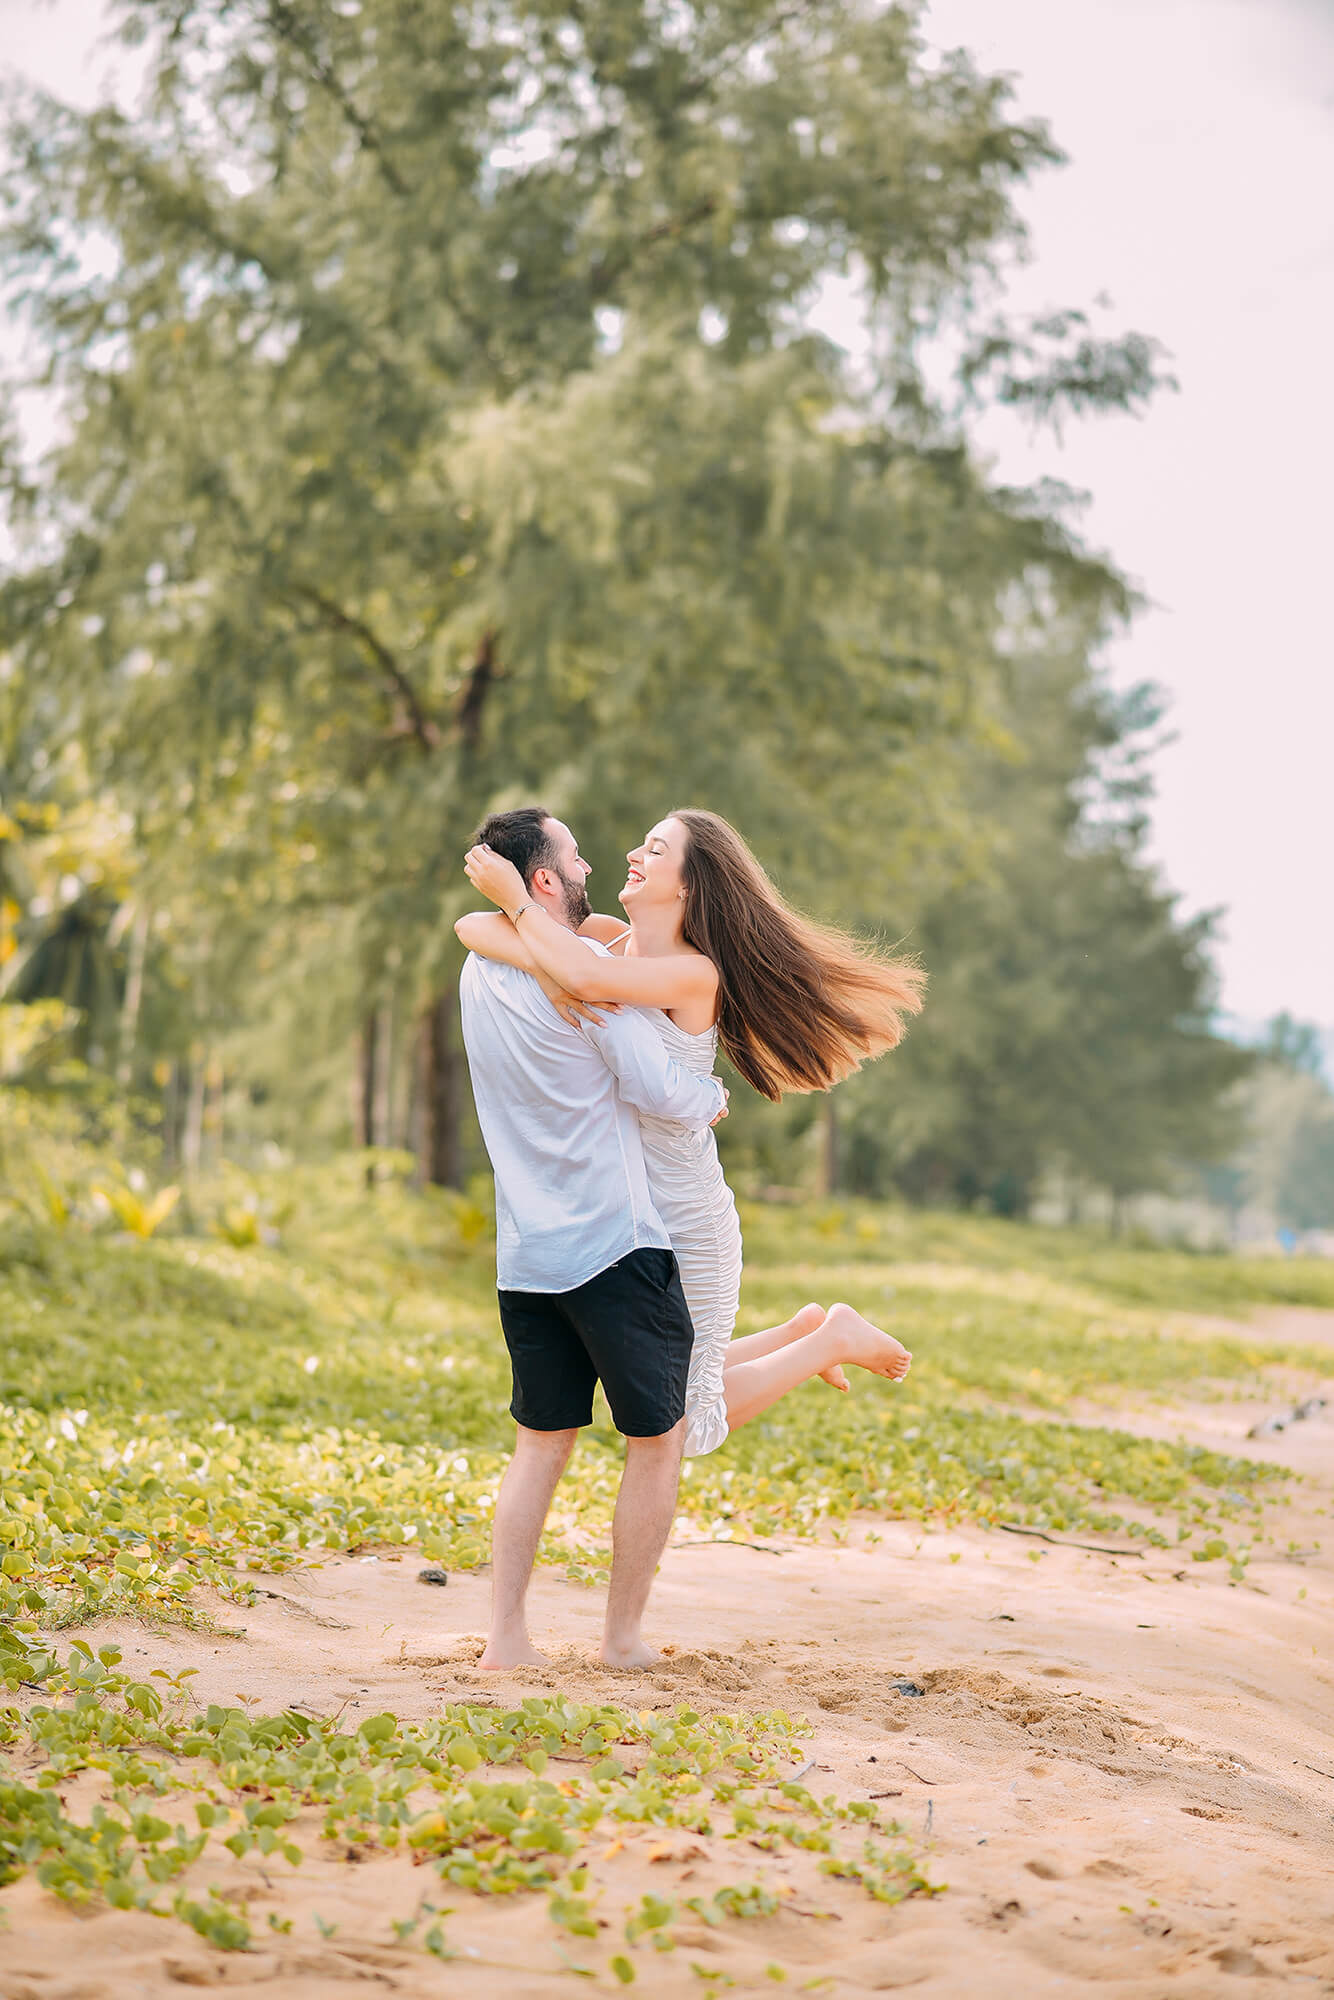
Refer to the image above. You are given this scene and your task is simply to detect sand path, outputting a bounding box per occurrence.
[3,1329,1332,1998]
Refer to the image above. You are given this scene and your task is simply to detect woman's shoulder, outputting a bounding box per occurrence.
[577,913,631,946]
[576,917,718,987]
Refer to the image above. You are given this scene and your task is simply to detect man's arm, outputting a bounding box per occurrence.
[581,1008,726,1129]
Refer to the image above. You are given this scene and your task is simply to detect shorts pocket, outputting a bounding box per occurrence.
[645,1249,677,1292]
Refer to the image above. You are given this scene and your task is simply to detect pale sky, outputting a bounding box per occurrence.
[3,0,1332,1026]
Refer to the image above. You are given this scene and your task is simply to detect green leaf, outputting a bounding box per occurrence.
[358,1713,397,1744]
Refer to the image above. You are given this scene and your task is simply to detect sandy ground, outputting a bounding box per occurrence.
[3,1316,1333,1999]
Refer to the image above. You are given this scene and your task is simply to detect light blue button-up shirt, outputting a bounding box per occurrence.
[459,946,726,1293]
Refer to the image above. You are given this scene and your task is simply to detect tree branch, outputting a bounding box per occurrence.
[455,628,499,753]
[265,2,410,198]
[589,197,718,300]
[680,4,808,104]
[286,582,440,749]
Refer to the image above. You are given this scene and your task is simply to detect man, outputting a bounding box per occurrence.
[457,806,726,1670]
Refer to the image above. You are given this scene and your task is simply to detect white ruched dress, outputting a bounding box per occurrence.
[635,1008,743,1457]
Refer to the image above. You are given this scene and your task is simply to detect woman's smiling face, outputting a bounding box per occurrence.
[621,817,687,912]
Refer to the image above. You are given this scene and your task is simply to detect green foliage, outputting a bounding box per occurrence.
[30,1158,71,1228]
[0,1662,941,1958]
[550,1886,602,1938]
[625,1890,676,1943]
[174,1892,253,1952]
[736,1200,1334,1311]
[0,1148,1322,1970]
[0,0,1192,1207]
[819,1838,945,1905]
[1257,1013,1327,1076]
[212,1202,262,1248]
[0,1159,1321,1636]
[91,1180,181,1239]
[804,653,1251,1212]
[687,1883,780,1924]
[1225,1028,1334,1233]
[1278,1107,1334,1233]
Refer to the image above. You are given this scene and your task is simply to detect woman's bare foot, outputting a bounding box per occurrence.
[822,1302,912,1382]
[478,1636,550,1671]
[599,1636,661,1670]
[785,1303,846,1391]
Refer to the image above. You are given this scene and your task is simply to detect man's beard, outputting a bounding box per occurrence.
[558,871,592,928]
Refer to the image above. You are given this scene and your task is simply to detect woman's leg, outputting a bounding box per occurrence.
[722,1302,848,1393]
[723,1300,823,1361]
[722,1303,910,1434]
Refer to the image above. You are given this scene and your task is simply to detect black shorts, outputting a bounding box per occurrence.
[497,1247,695,1438]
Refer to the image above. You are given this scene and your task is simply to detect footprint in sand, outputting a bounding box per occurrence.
[653,1648,756,1693]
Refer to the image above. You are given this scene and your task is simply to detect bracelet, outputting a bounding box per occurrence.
[510,901,536,925]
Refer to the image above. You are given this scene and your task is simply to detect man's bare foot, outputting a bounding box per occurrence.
[478,1637,549,1671]
[599,1636,661,1670]
[822,1302,912,1382]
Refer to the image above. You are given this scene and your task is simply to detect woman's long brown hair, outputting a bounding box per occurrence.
[673,809,925,1102]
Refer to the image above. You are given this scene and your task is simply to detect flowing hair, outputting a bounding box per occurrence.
[672,809,925,1102]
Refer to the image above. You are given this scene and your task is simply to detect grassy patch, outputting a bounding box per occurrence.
[742,1264,1323,1407]
[0,1636,936,1963]
[0,1159,1321,1632]
[4,1153,1328,1968]
[737,1201,1334,1313]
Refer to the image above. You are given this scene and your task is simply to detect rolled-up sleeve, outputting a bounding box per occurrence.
[583,1011,725,1129]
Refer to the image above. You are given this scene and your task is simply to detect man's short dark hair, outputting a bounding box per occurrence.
[472,806,558,890]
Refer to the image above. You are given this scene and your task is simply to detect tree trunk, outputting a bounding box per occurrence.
[115,903,150,1089]
[415,990,463,1189]
[359,1004,395,1186]
[358,1009,379,1185]
[358,1011,379,1147]
[182,1050,206,1178]
[375,1001,393,1152]
[162,1060,181,1171]
[203,1054,225,1167]
[390,988,411,1149]
[820,1096,839,1199]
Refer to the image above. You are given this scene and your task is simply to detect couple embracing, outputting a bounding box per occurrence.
[456,806,923,1670]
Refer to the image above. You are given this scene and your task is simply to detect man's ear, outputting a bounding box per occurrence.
[528,867,557,899]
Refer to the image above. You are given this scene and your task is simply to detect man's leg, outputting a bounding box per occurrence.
[601,1418,685,1669]
[480,1424,577,1670]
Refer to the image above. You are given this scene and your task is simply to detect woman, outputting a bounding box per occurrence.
[455,809,924,1456]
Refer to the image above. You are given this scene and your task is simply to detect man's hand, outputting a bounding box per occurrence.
[710,1088,730,1128]
[464,843,528,914]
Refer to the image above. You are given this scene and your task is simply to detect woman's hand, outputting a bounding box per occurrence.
[463,843,528,915]
[533,967,620,1028]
